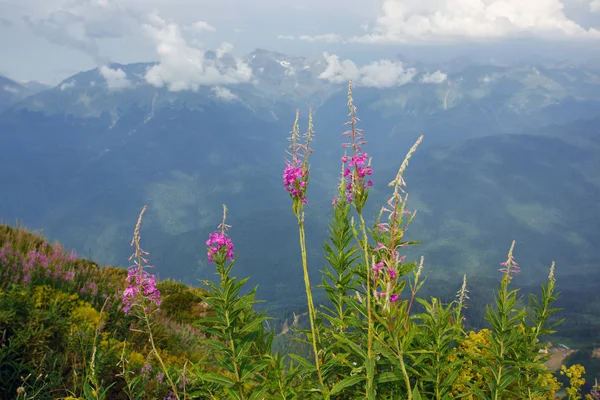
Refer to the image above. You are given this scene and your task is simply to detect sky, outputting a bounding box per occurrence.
[1,0,600,85]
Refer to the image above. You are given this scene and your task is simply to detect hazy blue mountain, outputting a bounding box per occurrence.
[1,50,599,306]
[0,76,52,113]
[0,76,27,113]
[22,80,51,94]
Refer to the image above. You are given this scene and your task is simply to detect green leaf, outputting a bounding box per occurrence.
[330,374,365,395]
[412,386,423,400]
[288,353,316,372]
[240,359,270,382]
[198,372,236,388]
[374,371,403,384]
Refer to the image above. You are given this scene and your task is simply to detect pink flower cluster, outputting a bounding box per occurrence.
[206,232,234,263]
[498,259,520,276]
[371,257,403,304]
[0,241,81,289]
[342,153,373,202]
[283,159,309,204]
[122,266,161,314]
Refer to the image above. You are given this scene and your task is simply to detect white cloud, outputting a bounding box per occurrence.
[142,14,252,91]
[298,33,344,43]
[277,33,344,43]
[60,80,76,90]
[420,70,448,83]
[353,0,600,43]
[99,65,132,90]
[187,20,216,32]
[3,85,19,93]
[24,0,138,63]
[480,74,495,83]
[211,86,238,101]
[318,53,360,84]
[591,0,600,12]
[319,53,417,88]
[216,42,234,58]
[360,60,417,88]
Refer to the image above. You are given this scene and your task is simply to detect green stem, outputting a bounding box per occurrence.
[297,216,324,389]
[398,351,412,400]
[225,307,246,400]
[144,314,180,400]
[358,213,375,399]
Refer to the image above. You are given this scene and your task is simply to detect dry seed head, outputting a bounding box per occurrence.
[355,290,364,304]
[130,205,147,247]
[129,205,149,263]
[389,135,424,188]
[285,109,302,162]
[347,80,354,111]
[457,274,470,304]
[416,256,424,280]
[218,204,231,234]
[303,108,315,157]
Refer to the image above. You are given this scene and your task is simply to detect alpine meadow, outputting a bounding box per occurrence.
[2,0,600,398]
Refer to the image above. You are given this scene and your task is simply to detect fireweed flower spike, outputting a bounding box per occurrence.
[122,205,180,400]
[342,80,380,398]
[206,205,235,279]
[342,80,373,212]
[333,151,349,207]
[283,109,312,216]
[456,274,470,311]
[370,135,424,312]
[498,240,519,281]
[122,205,162,314]
[282,109,323,388]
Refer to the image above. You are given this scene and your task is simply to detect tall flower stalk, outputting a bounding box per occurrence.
[197,205,275,398]
[122,206,180,400]
[282,109,323,388]
[369,135,423,399]
[342,80,378,398]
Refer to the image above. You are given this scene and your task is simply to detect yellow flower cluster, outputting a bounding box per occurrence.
[561,364,586,400]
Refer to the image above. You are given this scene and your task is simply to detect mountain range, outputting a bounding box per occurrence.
[1,48,599,313]
[0,76,50,113]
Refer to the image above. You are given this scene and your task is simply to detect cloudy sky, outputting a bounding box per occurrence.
[1,0,600,85]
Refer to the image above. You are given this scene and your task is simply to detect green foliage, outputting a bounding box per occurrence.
[1,86,598,400]
[194,223,276,398]
[0,225,210,400]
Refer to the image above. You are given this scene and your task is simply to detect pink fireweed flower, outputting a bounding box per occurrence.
[371,261,384,274]
[374,242,387,252]
[388,269,397,280]
[141,363,152,374]
[283,161,309,204]
[63,270,75,282]
[498,241,520,280]
[283,109,314,211]
[206,232,234,263]
[340,81,373,206]
[368,136,423,311]
[206,205,235,266]
[123,265,162,314]
[341,151,373,202]
[122,206,162,314]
